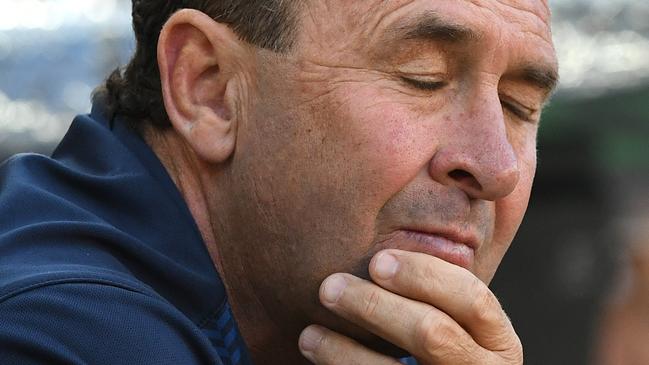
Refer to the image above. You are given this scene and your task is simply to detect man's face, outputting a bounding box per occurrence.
[216,0,556,348]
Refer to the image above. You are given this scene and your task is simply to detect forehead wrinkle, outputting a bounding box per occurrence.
[493,0,551,23]
[473,0,552,41]
[362,0,419,43]
[298,0,424,57]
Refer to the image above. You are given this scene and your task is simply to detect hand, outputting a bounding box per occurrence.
[298,249,523,364]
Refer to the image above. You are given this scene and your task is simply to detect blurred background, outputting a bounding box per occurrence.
[0,0,647,364]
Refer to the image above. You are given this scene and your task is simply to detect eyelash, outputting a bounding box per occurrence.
[400,77,447,91]
[402,76,535,123]
[501,100,534,123]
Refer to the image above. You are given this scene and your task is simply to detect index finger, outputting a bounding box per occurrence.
[369,249,520,354]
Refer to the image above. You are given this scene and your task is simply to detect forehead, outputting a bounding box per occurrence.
[300,0,556,62]
[311,0,551,32]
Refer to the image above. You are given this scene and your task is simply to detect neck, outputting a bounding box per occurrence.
[143,126,310,364]
[143,127,221,264]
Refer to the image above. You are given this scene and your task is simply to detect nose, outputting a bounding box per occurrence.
[428,95,520,201]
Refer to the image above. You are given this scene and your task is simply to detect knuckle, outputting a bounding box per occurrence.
[417,309,458,358]
[361,288,382,319]
[469,279,501,325]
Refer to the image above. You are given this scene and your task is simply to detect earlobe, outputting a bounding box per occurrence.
[157,9,242,163]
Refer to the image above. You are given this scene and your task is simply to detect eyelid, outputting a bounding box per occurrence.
[400,75,448,91]
[500,95,537,122]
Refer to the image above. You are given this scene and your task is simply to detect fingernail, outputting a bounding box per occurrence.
[321,275,347,304]
[299,326,323,357]
[374,252,399,280]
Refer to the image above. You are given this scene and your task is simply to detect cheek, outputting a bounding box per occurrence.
[233,83,435,256]
[330,88,437,213]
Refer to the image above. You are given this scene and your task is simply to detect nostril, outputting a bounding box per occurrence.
[449,169,482,191]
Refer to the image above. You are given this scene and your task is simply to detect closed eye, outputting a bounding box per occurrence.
[400,77,447,91]
[400,76,538,123]
[501,99,535,123]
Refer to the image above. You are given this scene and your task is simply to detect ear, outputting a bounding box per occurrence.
[158,9,246,163]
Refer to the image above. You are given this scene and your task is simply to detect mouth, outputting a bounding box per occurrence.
[386,229,479,270]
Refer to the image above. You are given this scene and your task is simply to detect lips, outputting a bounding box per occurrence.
[386,229,479,270]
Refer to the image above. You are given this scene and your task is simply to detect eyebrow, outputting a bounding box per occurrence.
[520,65,560,96]
[392,11,482,44]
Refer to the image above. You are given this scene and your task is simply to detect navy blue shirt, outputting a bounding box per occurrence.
[0,103,251,364]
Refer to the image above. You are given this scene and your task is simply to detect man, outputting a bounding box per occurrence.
[0,0,558,364]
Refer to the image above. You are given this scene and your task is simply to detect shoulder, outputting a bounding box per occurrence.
[0,116,226,364]
[0,279,222,365]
